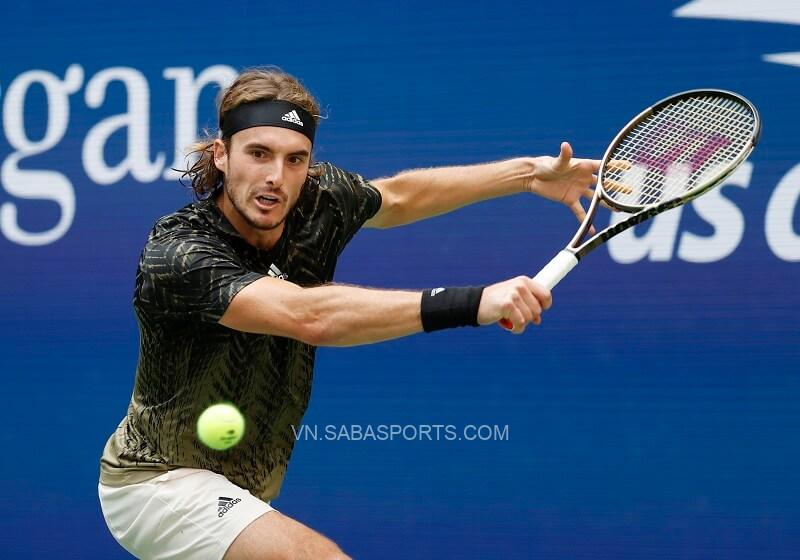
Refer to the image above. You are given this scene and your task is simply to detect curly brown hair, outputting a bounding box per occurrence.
[180,67,321,198]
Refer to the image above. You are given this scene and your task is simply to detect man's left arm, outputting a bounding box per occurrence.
[364,142,600,229]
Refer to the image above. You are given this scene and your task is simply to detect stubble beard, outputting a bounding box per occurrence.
[224,182,287,232]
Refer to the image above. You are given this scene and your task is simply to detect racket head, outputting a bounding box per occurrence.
[596,89,761,213]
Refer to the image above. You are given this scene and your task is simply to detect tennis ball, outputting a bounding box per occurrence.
[197,403,245,451]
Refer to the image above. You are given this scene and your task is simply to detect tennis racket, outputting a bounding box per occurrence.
[501,89,760,329]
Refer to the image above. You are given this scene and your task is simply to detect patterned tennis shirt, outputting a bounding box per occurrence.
[100,162,382,501]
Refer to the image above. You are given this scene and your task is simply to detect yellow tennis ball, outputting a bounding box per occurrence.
[197,403,245,451]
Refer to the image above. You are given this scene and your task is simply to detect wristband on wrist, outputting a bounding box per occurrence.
[420,286,485,332]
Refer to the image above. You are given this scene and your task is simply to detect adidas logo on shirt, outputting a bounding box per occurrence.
[281,110,304,126]
[218,496,242,518]
[268,263,288,280]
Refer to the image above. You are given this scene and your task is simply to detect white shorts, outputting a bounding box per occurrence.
[98,468,275,560]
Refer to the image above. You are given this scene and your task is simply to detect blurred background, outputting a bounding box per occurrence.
[1,0,798,558]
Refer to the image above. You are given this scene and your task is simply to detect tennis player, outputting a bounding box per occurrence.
[98,68,599,559]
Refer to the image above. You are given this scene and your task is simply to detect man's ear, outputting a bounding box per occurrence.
[213,139,228,173]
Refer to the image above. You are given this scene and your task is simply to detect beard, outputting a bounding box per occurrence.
[223,182,288,232]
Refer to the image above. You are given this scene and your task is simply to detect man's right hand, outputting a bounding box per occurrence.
[477,276,552,334]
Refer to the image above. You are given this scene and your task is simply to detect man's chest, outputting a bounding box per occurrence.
[241,216,344,287]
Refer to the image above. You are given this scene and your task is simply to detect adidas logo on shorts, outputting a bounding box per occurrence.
[218,496,242,518]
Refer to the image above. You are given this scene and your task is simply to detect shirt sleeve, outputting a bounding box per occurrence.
[136,233,265,323]
[317,162,382,249]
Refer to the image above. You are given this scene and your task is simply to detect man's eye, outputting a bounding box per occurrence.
[252,151,265,158]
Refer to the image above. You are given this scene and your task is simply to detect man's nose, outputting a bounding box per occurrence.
[264,160,284,186]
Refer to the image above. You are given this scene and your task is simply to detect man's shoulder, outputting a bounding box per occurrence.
[140,200,234,266]
[147,199,233,250]
[310,162,379,206]
[146,199,223,243]
[313,161,365,188]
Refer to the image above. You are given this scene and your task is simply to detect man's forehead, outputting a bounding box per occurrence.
[232,126,311,152]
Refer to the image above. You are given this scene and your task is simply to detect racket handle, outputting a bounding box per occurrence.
[498,250,579,330]
[532,250,579,290]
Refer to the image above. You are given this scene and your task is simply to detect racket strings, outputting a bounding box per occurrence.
[606,96,751,205]
[620,98,743,200]
[602,94,756,208]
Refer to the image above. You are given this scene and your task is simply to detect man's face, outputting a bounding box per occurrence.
[213,126,311,234]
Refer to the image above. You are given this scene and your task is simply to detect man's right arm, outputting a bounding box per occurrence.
[218,276,552,347]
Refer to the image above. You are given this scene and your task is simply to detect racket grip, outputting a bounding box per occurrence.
[532,250,579,290]
[498,250,579,331]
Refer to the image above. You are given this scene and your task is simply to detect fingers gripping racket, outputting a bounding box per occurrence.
[501,89,760,329]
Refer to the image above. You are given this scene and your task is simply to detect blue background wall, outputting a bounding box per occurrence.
[1,1,798,558]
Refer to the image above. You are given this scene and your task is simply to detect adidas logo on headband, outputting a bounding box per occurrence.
[281,110,304,126]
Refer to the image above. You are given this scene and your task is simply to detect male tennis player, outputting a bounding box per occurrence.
[98,68,599,559]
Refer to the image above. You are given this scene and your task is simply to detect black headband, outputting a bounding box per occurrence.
[220,100,316,144]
